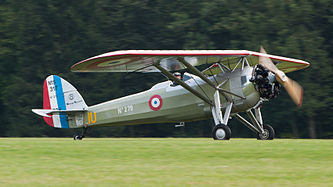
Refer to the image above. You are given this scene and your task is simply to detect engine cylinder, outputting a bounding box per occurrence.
[250,64,281,100]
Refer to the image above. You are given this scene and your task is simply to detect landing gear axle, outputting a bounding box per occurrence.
[257,124,275,140]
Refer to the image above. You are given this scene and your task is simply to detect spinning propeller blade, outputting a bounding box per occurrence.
[259,46,303,108]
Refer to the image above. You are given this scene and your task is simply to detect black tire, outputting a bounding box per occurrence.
[73,135,82,140]
[257,124,275,140]
[212,124,231,140]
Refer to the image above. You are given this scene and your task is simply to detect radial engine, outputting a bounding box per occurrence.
[250,64,281,100]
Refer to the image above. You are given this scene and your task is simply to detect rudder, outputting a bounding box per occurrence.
[42,75,88,128]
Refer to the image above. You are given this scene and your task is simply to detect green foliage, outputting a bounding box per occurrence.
[0,0,332,138]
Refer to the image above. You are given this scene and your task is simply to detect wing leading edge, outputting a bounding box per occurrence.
[71,50,310,74]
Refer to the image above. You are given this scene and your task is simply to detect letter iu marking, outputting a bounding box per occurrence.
[88,112,97,124]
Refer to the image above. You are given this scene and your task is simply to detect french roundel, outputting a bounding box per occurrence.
[149,95,163,111]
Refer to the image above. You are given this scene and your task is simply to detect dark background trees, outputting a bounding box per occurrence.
[0,0,332,138]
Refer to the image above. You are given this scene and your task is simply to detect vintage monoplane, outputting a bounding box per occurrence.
[32,47,310,140]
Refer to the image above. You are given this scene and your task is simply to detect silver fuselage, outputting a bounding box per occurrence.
[67,66,260,128]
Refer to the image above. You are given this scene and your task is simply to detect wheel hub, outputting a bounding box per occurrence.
[259,129,269,140]
[216,129,226,139]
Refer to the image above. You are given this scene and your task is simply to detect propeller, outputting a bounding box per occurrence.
[259,46,303,108]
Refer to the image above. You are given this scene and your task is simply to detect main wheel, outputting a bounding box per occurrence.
[212,124,231,140]
[257,124,275,140]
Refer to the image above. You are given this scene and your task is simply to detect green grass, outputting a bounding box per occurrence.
[0,138,333,186]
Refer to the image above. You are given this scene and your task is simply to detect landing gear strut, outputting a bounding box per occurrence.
[73,127,88,140]
[235,107,275,140]
[211,90,233,140]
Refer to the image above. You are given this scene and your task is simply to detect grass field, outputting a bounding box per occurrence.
[0,138,333,186]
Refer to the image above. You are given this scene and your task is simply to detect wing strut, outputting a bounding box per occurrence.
[177,57,217,88]
[153,61,214,106]
[177,57,245,99]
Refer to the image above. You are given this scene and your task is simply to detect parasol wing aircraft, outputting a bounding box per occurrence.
[32,48,309,140]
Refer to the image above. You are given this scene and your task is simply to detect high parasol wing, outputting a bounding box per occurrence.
[71,50,310,73]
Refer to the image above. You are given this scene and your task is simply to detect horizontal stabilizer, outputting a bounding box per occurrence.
[32,109,88,118]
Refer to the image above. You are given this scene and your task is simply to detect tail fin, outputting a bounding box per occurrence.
[32,75,88,128]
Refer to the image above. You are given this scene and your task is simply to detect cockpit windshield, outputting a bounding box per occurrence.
[182,73,192,81]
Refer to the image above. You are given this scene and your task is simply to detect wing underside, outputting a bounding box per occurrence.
[71,50,310,74]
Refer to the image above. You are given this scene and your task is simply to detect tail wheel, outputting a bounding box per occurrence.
[257,124,275,140]
[73,135,83,140]
[212,124,231,140]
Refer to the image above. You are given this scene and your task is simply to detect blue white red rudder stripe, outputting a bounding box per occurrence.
[42,75,88,128]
